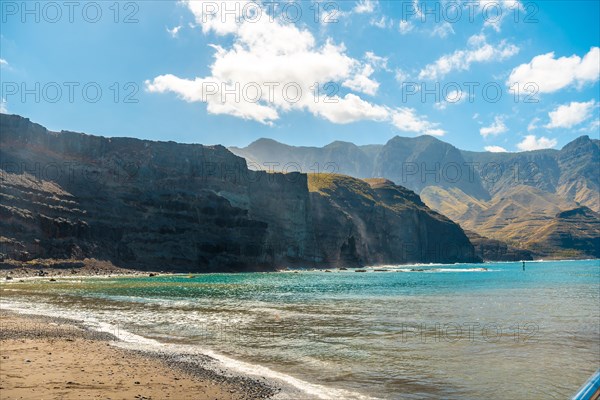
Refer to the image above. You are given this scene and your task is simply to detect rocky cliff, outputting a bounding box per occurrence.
[0,114,479,271]
[232,135,600,259]
[308,176,476,266]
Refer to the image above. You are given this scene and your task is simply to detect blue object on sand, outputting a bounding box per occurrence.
[572,369,600,400]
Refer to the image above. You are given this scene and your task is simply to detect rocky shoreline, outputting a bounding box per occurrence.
[0,258,164,279]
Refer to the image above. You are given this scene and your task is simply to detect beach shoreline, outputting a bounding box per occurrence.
[1,260,597,399]
[0,310,277,399]
[0,258,169,280]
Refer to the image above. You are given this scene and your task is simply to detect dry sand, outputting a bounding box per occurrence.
[0,312,275,399]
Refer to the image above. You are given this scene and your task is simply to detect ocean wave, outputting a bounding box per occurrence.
[0,300,377,400]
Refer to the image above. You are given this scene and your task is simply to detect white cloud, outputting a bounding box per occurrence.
[398,20,414,34]
[411,0,424,18]
[484,145,508,152]
[434,90,465,110]
[148,1,396,127]
[527,117,540,131]
[419,35,519,80]
[343,64,379,96]
[403,1,521,38]
[0,59,7,66]
[394,69,409,84]
[480,116,508,138]
[545,100,596,129]
[353,0,376,14]
[585,119,600,133]
[517,135,557,151]
[507,47,600,94]
[467,33,486,47]
[391,107,446,136]
[0,98,7,113]
[425,128,446,136]
[308,94,389,124]
[146,74,280,124]
[480,0,524,32]
[370,16,392,29]
[431,22,454,38]
[166,25,182,38]
[364,51,389,71]
[186,0,250,35]
[445,89,464,104]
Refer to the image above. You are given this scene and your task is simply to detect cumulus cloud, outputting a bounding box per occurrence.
[484,145,508,152]
[391,107,446,136]
[480,0,524,32]
[402,1,520,38]
[431,22,454,38]
[308,94,389,124]
[147,0,396,125]
[0,59,7,66]
[148,1,447,135]
[0,98,7,113]
[354,0,377,14]
[146,74,280,124]
[394,69,409,84]
[545,100,596,129]
[419,34,519,80]
[507,47,600,94]
[342,64,380,96]
[527,117,540,131]
[434,90,465,110]
[480,116,508,138]
[364,51,389,70]
[517,135,557,151]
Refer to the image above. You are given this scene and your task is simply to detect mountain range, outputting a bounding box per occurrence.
[230,134,600,259]
[0,114,479,271]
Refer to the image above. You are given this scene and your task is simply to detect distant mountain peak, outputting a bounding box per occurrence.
[248,138,285,147]
[324,140,358,148]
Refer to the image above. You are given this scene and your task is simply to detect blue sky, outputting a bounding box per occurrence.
[1,0,598,151]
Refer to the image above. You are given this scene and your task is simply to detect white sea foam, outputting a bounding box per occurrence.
[425,268,491,272]
[0,299,377,400]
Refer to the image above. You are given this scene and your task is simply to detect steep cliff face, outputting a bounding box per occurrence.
[0,114,479,270]
[308,175,477,266]
[233,135,600,259]
[0,114,308,271]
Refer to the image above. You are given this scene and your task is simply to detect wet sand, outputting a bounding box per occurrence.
[0,311,276,399]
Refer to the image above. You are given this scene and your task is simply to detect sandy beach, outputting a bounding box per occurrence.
[0,311,276,400]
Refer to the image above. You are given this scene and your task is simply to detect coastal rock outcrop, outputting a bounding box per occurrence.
[0,114,479,271]
[231,134,600,259]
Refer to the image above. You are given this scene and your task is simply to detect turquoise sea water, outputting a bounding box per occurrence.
[1,260,599,399]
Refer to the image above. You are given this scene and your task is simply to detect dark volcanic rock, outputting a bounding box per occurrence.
[309,176,478,266]
[233,134,600,259]
[0,114,479,271]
